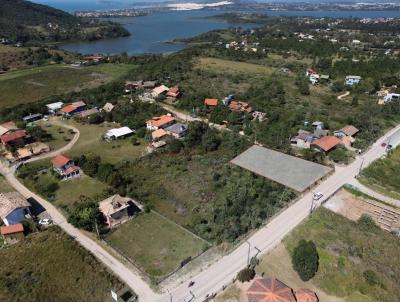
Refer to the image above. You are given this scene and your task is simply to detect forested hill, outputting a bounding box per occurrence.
[0,0,129,44]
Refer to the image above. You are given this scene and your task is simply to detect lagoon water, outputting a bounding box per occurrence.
[60,8,400,55]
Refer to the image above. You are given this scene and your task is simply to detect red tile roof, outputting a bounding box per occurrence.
[62,105,77,113]
[204,98,218,107]
[247,278,296,302]
[0,121,17,129]
[295,289,318,302]
[166,86,180,98]
[52,154,72,168]
[1,223,24,235]
[147,115,175,128]
[229,100,253,113]
[312,136,341,152]
[0,130,27,144]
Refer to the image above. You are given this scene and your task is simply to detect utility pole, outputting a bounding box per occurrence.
[358,157,365,175]
[167,289,172,302]
[246,241,251,266]
[310,193,315,214]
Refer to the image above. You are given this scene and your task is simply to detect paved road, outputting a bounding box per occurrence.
[0,120,160,302]
[160,124,400,302]
[349,179,400,208]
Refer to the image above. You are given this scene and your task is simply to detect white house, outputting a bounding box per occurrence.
[105,127,134,141]
[46,102,64,114]
[384,93,400,104]
[345,76,362,86]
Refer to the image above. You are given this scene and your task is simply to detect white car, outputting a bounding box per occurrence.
[39,218,52,226]
[313,192,323,201]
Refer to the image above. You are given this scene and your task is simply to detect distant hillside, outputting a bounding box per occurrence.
[0,0,129,44]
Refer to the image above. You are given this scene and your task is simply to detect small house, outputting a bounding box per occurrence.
[0,121,17,137]
[125,80,143,92]
[46,102,64,114]
[142,81,156,89]
[334,125,359,138]
[152,85,169,97]
[23,113,43,123]
[151,129,168,141]
[104,127,134,141]
[146,115,176,131]
[0,192,31,225]
[0,129,27,148]
[384,93,400,104]
[204,98,218,107]
[99,195,141,228]
[78,108,99,118]
[52,154,81,180]
[229,101,253,113]
[102,103,114,113]
[345,75,362,86]
[1,223,24,245]
[166,86,181,98]
[311,136,341,153]
[247,277,296,302]
[165,123,188,139]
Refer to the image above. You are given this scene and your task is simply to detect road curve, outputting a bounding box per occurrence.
[0,120,160,302]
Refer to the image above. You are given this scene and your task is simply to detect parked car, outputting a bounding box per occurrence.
[313,192,323,201]
[39,218,52,226]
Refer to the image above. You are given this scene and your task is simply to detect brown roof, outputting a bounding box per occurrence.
[337,125,359,137]
[152,129,168,140]
[229,100,253,113]
[295,289,318,302]
[166,86,180,98]
[204,98,218,107]
[0,121,17,129]
[312,136,341,152]
[1,223,24,235]
[63,166,80,175]
[0,130,27,144]
[62,105,77,113]
[0,192,30,220]
[247,278,296,302]
[52,154,72,168]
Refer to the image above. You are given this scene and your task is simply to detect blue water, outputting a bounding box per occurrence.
[62,10,256,55]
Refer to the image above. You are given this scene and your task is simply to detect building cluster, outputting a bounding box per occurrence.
[291,121,359,153]
[124,80,181,103]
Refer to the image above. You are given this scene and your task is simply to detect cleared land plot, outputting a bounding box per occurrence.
[0,175,13,192]
[285,207,400,302]
[37,121,75,150]
[361,147,400,200]
[197,57,275,77]
[324,189,400,232]
[0,64,134,109]
[105,212,206,280]
[231,145,332,192]
[61,120,147,164]
[0,227,122,302]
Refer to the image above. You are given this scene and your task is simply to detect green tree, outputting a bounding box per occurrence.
[68,200,102,232]
[292,240,319,281]
[168,138,184,153]
[201,129,221,152]
[237,267,256,283]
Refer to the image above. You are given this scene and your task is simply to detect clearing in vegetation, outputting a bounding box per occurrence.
[0,64,133,109]
[231,145,332,192]
[360,147,400,200]
[284,207,400,302]
[36,121,75,150]
[0,175,13,192]
[105,212,206,280]
[0,227,122,302]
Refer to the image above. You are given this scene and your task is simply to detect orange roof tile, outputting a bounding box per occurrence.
[0,130,27,144]
[147,115,175,128]
[247,278,296,302]
[312,136,341,152]
[204,98,218,106]
[295,289,318,302]
[62,105,77,113]
[1,223,24,235]
[152,129,167,140]
[52,154,72,168]
[0,121,17,129]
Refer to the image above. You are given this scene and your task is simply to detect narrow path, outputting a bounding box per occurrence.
[337,91,350,100]
[349,179,400,208]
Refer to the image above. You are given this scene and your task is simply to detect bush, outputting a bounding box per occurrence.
[237,267,255,282]
[168,138,183,153]
[329,147,349,164]
[68,200,103,232]
[358,214,378,231]
[363,270,380,286]
[292,239,319,281]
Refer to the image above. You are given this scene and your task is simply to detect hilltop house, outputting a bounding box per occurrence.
[102,102,114,113]
[99,194,141,228]
[52,154,81,180]
[0,192,31,226]
[204,98,218,107]
[384,93,400,104]
[151,128,168,141]
[146,115,176,131]
[1,223,24,245]
[345,75,362,86]
[152,85,169,97]
[104,127,134,141]
[334,125,359,139]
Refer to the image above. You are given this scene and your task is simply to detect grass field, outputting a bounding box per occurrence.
[0,227,122,302]
[360,147,400,199]
[37,121,75,150]
[196,57,276,77]
[0,175,13,192]
[0,64,134,109]
[62,120,147,164]
[284,207,400,302]
[105,212,206,280]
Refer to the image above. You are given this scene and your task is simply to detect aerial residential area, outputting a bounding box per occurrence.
[0,0,400,302]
